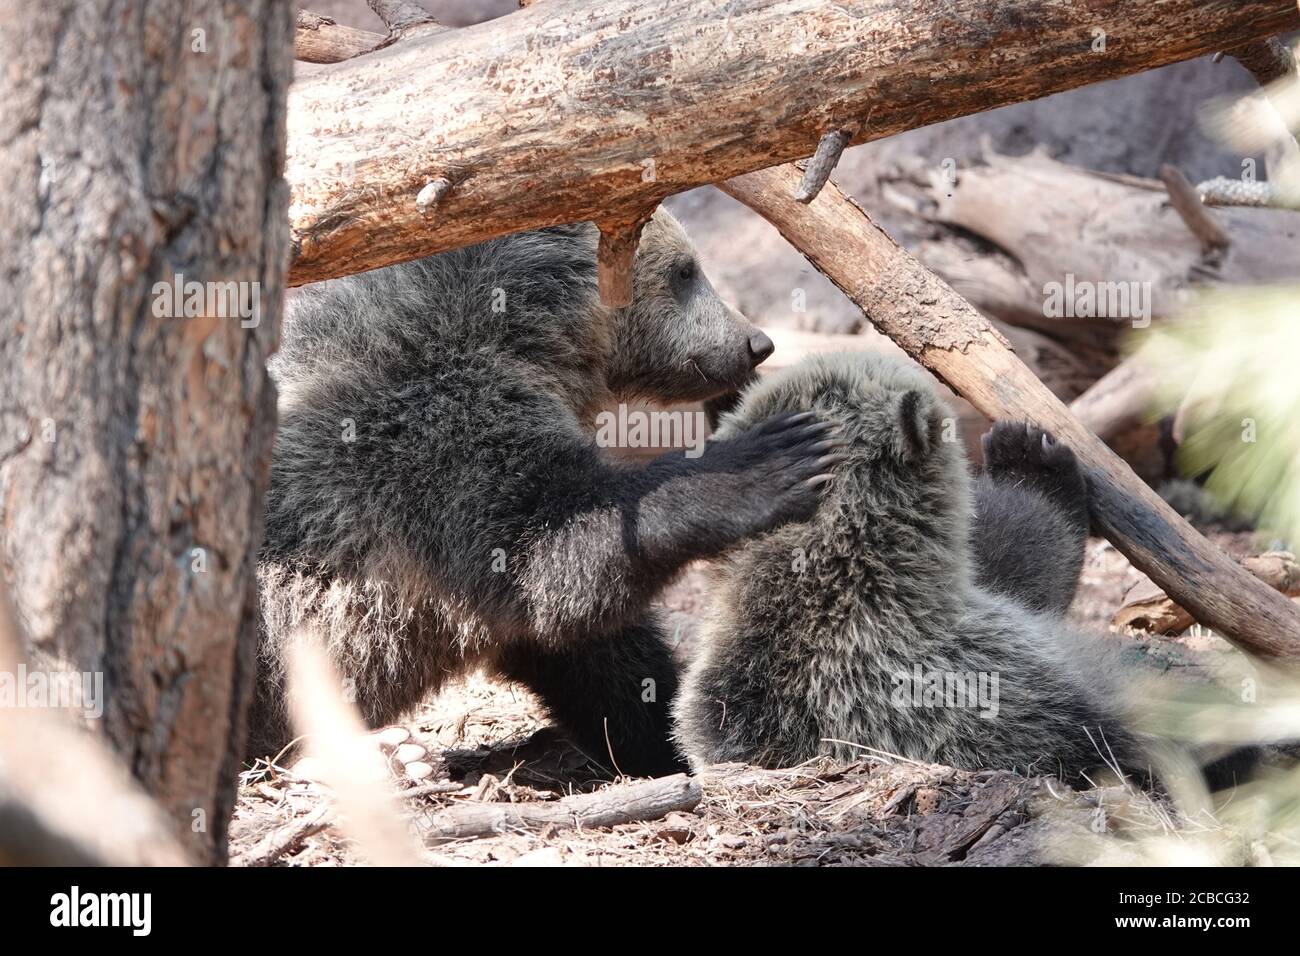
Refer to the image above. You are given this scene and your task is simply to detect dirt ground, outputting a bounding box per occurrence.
[228,525,1282,868]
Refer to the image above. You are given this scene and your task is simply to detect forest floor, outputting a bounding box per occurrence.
[228,528,1287,867]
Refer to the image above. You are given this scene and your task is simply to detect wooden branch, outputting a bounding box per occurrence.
[1116,552,1300,634]
[417,774,702,844]
[295,11,384,64]
[1068,356,1157,444]
[286,0,1300,285]
[295,4,445,65]
[0,583,189,866]
[718,163,1300,658]
[912,150,1300,353]
[1159,164,1231,257]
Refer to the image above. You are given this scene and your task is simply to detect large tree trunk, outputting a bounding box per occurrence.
[0,0,293,864]
[284,0,1299,286]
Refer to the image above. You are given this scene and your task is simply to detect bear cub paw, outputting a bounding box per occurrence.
[982,420,1087,516]
[706,410,846,532]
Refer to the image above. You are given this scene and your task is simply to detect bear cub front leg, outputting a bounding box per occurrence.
[632,410,846,565]
[981,420,1089,534]
[972,420,1090,614]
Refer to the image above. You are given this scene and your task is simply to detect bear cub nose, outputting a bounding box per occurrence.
[748,330,775,366]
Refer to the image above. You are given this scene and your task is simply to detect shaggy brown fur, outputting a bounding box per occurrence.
[673,352,1146,783]
[248,210,840,775]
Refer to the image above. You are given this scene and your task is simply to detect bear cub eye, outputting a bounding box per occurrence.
[672,259,697,291]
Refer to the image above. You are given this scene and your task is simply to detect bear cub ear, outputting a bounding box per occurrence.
[893,388,943,463]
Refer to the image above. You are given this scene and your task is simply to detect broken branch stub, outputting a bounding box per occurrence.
[367,0,445,39]
[795,128,853,203]
[719,162,1300,658]
[416,177,452,217]
[295,10,385,63]
[596,207,657,308]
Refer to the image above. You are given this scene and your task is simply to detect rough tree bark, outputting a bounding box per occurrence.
[719,163,1300,658]
[0,0,293,864]
[284,0,1300,286]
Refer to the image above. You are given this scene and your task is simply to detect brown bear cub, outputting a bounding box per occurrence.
[673,351,1147,783]
[248,209,843,776]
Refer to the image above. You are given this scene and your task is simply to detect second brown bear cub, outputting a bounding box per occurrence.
[674,352,1146,783]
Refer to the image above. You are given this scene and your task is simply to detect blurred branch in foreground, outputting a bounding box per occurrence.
[0,579,189,867]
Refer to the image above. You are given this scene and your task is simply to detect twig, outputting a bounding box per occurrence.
[1159,164,1231,257]
[417,773,701,844]
[286,638,425,866]
[1195,176,1284,207]
[402,781,463,801]
[231,804,333,867]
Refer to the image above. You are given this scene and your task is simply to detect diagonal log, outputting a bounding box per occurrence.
[719,163,1300,658]
[285,0,1300,286]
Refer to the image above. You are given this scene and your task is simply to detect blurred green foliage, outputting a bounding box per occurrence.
[1142,287,1300,547]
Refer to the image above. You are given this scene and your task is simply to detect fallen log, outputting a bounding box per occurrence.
[285,0,1300,287]
[1116,552,1300,635]
[914,150,1300,345]
[718,163,1300,658]
[417,774,702,844]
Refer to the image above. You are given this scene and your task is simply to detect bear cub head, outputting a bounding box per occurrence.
[712,351,973,568]
[601,207,774,403]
